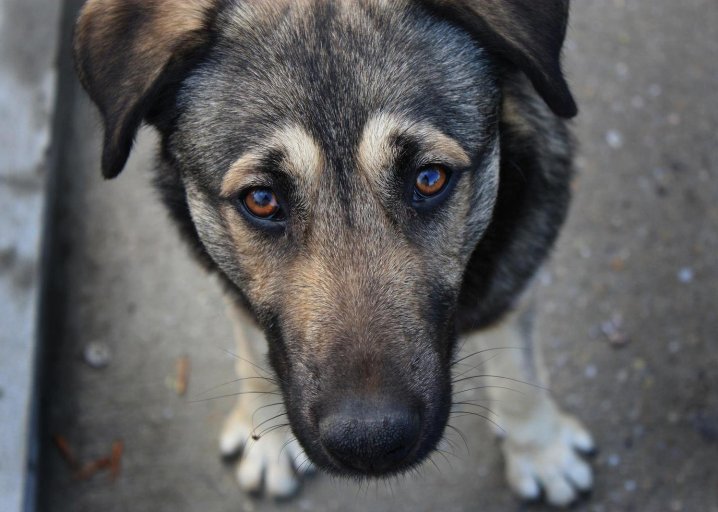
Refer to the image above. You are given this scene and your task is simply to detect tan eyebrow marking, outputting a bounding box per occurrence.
[221,124,324,197]
[357,112,471,181]
[221,153,262,198]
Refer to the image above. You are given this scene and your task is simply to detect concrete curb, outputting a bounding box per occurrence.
[0,1,63,511]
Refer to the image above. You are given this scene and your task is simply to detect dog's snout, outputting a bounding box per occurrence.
[318,398,421,475]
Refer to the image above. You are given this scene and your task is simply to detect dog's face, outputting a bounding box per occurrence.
[174,1,501,475]
[75,0,575,477]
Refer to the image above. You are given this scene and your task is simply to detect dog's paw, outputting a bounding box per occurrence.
[220,405,315,498]
[502,413,595,507]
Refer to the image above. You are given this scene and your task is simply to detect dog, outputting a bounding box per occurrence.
[73,0,595,507]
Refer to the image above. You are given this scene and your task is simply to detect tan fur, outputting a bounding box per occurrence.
[219,297,313,496]
[283,236,423,357]
[358,113,471,184]
[76,0,213,85]
[74,0,587,502]
[461,289,594,506]
[502,94,536,138]
[220,154,264,198]
[221,125,324,198]
[75,0,215,154]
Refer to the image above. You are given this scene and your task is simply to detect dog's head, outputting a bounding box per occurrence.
[75,0,574,477]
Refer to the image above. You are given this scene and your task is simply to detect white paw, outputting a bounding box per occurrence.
[220,405,315,498]
[502,413,595,507]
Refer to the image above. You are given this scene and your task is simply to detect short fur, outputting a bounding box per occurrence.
[74,0,593,505]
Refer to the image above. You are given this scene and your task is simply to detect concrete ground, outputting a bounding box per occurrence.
[37,1,718,511]
[0,1,62,511]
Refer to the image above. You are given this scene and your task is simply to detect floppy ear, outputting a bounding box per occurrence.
[74,0,218,179]
[419,0,577,118]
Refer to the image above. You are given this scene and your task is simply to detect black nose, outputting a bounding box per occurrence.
[318,397,421,474]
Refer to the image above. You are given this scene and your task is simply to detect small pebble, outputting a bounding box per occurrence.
[632,358,647,371]
[648,84,663,97]
[652,166,669,181]
[554,353,570,369]
[83,341,112,369]
[630,95,645,109]
[605,129,624,149]
[538,269,553,286]
[624,480,637,492]
[601,313,629,346]
[677,267,694,283]
[607,453,621,467]
[668,341,681,354]
[615,62,629,78]
[575,240,592,258]
[610,255,626,271]
[585,364,598,379]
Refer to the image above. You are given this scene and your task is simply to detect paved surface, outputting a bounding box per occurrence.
[0,1,62,510]
[37,1,718,511]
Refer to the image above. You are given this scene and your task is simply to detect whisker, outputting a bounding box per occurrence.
[435,447,460,467]
[251,401,284,425]
[279,437,299,458]
[452,374,547,391]
[187,390,281,404]
[192,376,277,399]
[452,400,497,417]
[452,384,525,396]
[452,353,502,379]
[295,453,313,474]
[452,337,470,363]
[432,448,452,467]
[450,410,506,434]
[218,347,278,380]
[426,455,441,473]
[451,346,525,367]
[441,434,459,455]
[452,386,507,398]
[254,422,290,439]
[445,423,470,454]
[251,412,288,436]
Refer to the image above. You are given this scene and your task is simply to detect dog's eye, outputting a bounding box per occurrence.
[414,165,449,199]
[242,188,283,220]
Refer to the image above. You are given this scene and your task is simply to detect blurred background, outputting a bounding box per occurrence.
[1,0,716,511]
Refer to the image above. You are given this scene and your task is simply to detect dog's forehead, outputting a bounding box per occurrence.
[176,0,497,183]
[215,0,479,118]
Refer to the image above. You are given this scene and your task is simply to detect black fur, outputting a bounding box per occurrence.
[74,0,576,478]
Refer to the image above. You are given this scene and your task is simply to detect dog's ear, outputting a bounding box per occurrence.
[74,0,218,178]
[419,0,577,118]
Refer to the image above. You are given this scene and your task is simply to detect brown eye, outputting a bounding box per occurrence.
[415,165,449,198]
[243,187,282,220]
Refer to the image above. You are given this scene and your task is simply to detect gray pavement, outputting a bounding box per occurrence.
[37,1,718,511]
[0,1,62,511]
